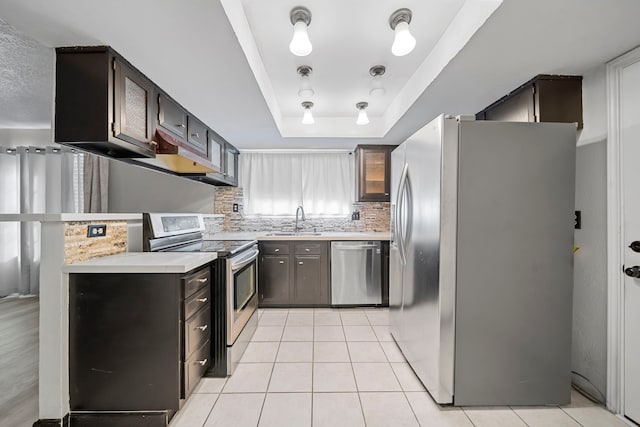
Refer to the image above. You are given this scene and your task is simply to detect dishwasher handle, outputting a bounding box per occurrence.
[333,244,380,250]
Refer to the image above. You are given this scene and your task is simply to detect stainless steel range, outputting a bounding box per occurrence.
[143,213,258,376]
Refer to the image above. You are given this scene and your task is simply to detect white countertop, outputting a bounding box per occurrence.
[210,231,391,241]
[62,252,217,273]
[0,213,142,222]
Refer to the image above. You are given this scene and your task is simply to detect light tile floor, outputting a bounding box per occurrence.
[170,308,628,427]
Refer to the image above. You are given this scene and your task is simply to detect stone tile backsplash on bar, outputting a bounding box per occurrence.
[211,187,390,234]
[64,221,128,264]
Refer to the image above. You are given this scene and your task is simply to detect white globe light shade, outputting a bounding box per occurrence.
[290,21,312,56]
[302,107,315,124]
[356,108,369,125]
[391,21,416,56]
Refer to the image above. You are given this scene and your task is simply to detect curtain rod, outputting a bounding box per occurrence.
[239,149,353,154]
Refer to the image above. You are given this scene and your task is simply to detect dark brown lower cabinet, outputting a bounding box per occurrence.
[260,254,291,305]
[259,241,329,307]
[69,264,212,426]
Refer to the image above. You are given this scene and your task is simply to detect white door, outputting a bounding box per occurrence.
[622,58,640,424]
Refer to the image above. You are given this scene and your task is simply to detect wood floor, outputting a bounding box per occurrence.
[0,296,39,427]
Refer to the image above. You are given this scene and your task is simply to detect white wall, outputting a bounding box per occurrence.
[108,159,216,214]
[0,129,52,148]
[572,64,608,399]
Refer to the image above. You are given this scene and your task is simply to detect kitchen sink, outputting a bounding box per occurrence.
[264,232,322,236]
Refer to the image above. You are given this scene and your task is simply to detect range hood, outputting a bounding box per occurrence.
[136,129,215,174]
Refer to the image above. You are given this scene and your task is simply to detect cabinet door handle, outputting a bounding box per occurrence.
[176,123,186,128]
[299,261,304,265]
[196,325,208,331]
[191,132,200,138]
[196,278,208,283]
[275,248,280,252]
[196,358,208,366]
[196,297,208,303]
[279,261,285,264]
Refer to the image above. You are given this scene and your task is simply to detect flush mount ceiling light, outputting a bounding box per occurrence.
[301,101,315,124]
[297,65,314,98]
[356,102,370,125]
[389,8,416,56]
[369,65,387,97]
[289,7,312,56]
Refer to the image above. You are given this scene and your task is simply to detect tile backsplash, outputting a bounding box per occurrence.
[64,221,128,264]
[212,187,390,233]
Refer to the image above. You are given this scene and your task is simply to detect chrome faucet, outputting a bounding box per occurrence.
[295,205,306,232]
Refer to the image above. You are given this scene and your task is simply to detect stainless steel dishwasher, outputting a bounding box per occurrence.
[331,241,382,305]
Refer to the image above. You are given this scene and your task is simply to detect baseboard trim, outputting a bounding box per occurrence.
[32,414,69,427]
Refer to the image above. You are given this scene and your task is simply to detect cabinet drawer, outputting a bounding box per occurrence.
[185,286,210,320]
[158,93,188,140]
[184,266,210,298]
[185,306,211,358]
[262,243,290,255]
[183,340,210,398]
[187,117,208,157]
[295,243,322,255]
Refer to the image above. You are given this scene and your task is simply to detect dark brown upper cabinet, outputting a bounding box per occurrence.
[355,145,396,202]
[187,138,239,187]
[187,117,208,158]
[225,145,239,186]
[157,92,208,159]
[476,75,583,129]
[55,46,155,158]
[208,130,224,172]
[158,92,188,140]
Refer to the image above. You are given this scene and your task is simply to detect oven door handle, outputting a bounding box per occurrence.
[230,249,259,271]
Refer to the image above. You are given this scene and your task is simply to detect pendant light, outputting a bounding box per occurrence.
[369,65,386,97]
[297,66,314,98]
[289,7,312,56]
[356,102,369,125]
[301,101,315,124]
[389,8,416,56]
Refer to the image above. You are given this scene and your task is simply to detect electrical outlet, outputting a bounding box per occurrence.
[575,211,581,229]
[233,203,239,212]
[87,224,107,237]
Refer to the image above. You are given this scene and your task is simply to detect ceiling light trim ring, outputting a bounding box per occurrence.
[389,8,412,30]
[369,65,386,77]
[297,65,313,77]
[290,7,312,26]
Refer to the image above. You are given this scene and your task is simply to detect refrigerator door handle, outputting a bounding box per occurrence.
[403,171,413,253]
[396,162,409,265]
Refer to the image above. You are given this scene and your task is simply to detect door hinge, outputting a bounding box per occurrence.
[112,59,117,70]
[111,122,116,132]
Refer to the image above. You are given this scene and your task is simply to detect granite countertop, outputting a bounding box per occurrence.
[209,231,391,241]
[62,252,217,274]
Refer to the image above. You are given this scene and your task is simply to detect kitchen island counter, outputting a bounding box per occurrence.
[62,252,217,274]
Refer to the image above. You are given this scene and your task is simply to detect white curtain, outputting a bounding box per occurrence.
[240,152,354,216]
[0,149,20,297]
[83,155,108,213]
[0,146,84,296]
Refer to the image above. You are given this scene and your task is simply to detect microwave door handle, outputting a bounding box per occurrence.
[231,249,259,271]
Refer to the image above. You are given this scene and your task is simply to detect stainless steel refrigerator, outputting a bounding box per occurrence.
[390,115,576,406]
